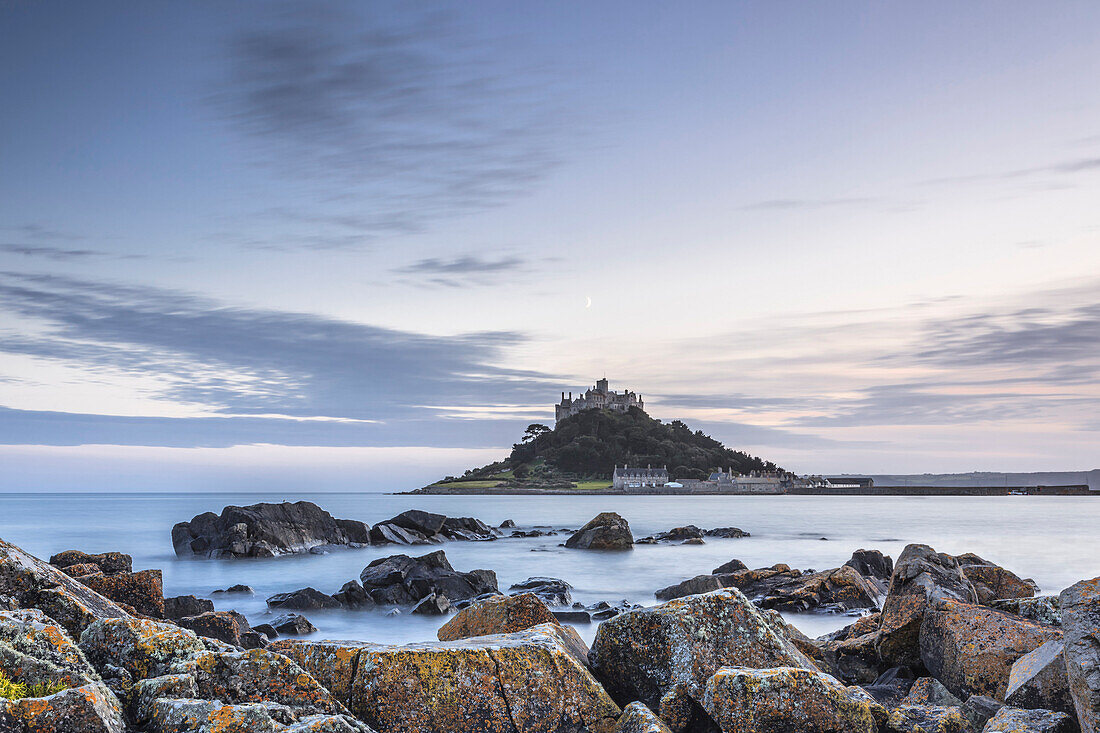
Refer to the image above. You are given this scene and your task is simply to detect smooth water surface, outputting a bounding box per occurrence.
[2,492,1097,643]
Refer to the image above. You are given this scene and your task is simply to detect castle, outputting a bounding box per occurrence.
[555,378,643,423]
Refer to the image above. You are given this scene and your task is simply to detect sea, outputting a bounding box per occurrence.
[2,492,1098,645]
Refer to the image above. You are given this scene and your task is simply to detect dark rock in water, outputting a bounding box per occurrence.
[983,706,1075,733]
[588,600,641,621]
[845,549,894,583]
[271,613,316,635]
[177,610,250,646]
[332,579,374,608]
[499,519,516,528]
[718,562,881,613]
[991,596,1062,626]
[511,529,555,538]
[1060,576,1100,733]
[163,594,214,620]
[334,517,372,544]
[704,527,749,538]
[411,592,451,615]
[252,623,278,639]
[564,512,633,550]
[239,630,268,649]
[440,516,494,541]
[509,577,573,606]
[171,501,371,558]
[370,521,430,546]
[384,509,447,538]
[450,591,503,611]
[1006,640,1075,717]
[877,543,978,669]
[638,525,704,543]
[961,694,1003,732]
[682,538,705,545]
[358,549,498,606]
[886,704,967,733]
[655,574,725,601]
[553,609,592,623]
[266,587,342,610]
[50,550,132,575]
[712,558,748,574]
[212,584,254,595]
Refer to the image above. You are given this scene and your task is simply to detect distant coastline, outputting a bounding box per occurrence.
[406,482,1096,496]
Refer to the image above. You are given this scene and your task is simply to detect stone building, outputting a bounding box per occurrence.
[612,465,669,489]
[555,378,644,423]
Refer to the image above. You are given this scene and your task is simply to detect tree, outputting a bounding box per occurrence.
[522,423,551,443]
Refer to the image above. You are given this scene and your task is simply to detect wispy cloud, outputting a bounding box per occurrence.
[922,156,1100,186]
[0,244,143,262]
[738,197,880,211]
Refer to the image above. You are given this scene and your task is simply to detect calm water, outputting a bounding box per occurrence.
[2,492,1097,644]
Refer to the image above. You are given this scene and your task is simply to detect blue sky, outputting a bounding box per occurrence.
[2,1,1099,490]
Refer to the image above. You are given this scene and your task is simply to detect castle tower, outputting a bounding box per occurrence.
[596,377,609,393]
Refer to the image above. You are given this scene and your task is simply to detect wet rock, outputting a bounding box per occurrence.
[177,610,250,646]
[172,501,371,558]
[77,568,165,618]
[982,706,1075,732]
[1005,640,1075,717]
[1059,576,1100,733]
[212,584,254,595]
[385,509,447,537]
[565,512,634,550]
[920,599,1062,701]
[654,574,724,601]
[702,665,879,733]
[0,537,131,638]
[638,525,704,543]
[681,538,705,545]
[267,587,342,611]
[757,564,881,612]
[440,516,494,541]
[962,695,1004,731]
[712,558,748,574]
[49,550,132,576]
[878,544,978,669]
[552,609,593,623]
[358,550,497,606]
[253,623,278,640]
[589,588,816,711]
[703,527,749,538]
[369,522,429,546]
[271,613,317,635]
[508,577,572,606]
[0,608,101,688]
[163,595,214,620]
[499,519,516,528]
[886,703,968,733]
[991,597,1062,627]
[904,677,964,708]
[0,682,126,733]
[616,701,673,732]
[410,592,450,615]
[332,580,374,609]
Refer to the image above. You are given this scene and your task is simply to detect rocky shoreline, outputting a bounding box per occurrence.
[2,503,1097,732]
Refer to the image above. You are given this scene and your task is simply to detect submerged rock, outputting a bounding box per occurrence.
[564,512,634,550]
[508,577,572,606]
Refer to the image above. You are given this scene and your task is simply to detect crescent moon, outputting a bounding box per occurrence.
[585,296,592,308]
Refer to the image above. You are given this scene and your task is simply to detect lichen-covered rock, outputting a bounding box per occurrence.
[78,617,208,681]
[589,588,817,711]
[956,557,1036,606]
[177,610,250,646]
[1005,640,1075,717]
[886,704,967,733]
[60,563,102,578]
[0,682,126,733]
[130,672,199,726]
[919,599,1062,701]
[77,569,165,618]
[822,630,884,685]
[756,564,881,613]
[981,706,1075,732]
[877,544,978,669]
[268,639,374,704]
[701,666,878,733]
[49,551,132,576]
[146,698,372,732]
[1060,576,1100,733]
[616,701,673,732]
[0,538,131,638]
[438,592,558,640]
[990,597,1062,627]
[903,678,964,708]
[0,608,100,688]
[565,512,634,550]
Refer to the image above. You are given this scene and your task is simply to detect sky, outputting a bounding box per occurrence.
[1,1,1099,491]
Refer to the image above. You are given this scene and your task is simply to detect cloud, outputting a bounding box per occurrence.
[922,156,1100,186]
[0,244,143,262]
[738,197,880,211]
[212,2,563,245]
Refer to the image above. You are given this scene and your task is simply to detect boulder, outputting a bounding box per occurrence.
[712,558,748,574]
[864,666,918,706]
[757,564,881,612]
[0,682,126,733]
[846,549,895,583]
[919,599,1062,701]
[982,706,1075,732]
[0,608,101,689]
[508,577,572,606]
[616,701,673,733]
[177,610,250,646]
[438,593,558,641]
[499,519,516,528]
[271,614,317,635]
[267,587,342,610]
[703,527,749,538]
[410,592,450,615]
[78,617,209,681]
[163,595,214,620]
[654,574,724,601]
[992,597,1062,627]
[589,588,817,710]
[1060,576,1100,733]
[565,512,634,550]
[76,569,165,618]
[702,666,879,733]
[144,698,367,732]
[369,522,429,546]
[212,584,254,595]
[384,509,447,538]
[638,526,705,543]
[904,677,964,708]
[964,695,1005,731]
[332,580,374,609]
[252,623,278,640]
[878,544,978,669]
[886,704,968,733]
[957,558,1037,606]
[358,550,497,606]
[171,501,371,558]
[1005,640,1075,717]
[275,624,621,733]
[440,516,494,541]
[822,631,885,685]
[49,550,132,576]
[0,537,131,638]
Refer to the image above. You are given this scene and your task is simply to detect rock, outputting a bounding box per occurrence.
[846,549,895,583]
[864,666,918,706]
[76,569,165,618]
[59,563,102,577]
[440,516,494,540]
[212,584,254,595]
[1060,576,1100,733]
[238,631,268,650]
[982,706,1075,732]
[638,525,704,543]
[654,574,724,601]
[681,538,705,545]
[358,550,497,606]
[332,580,374,609]
[887,703,968,733]
[757,564,881,613]
[553,609,592,623]
[702,666,880,733]
[589,588,816,711]
[163,595,214,620]
[991,597,1062,627]
[334,518,372,545]
[963,696,1005,732]
[410,592,450,615]
[616,701,673,732]
[271,613,317,635]
[438,593,558,641]
[275,623,621,733]
[0,608,101,688]
[712,558,748,574]
[369,522,429,546]
[384,509,447,538]
[78,617,209,681]
[0,537,131,638]
[957,558,1037,606]
[177,610,250,646]
[0,682,126,733]
[171,501,371,558]
[920,599,1062,701]
[704,527,749,538]
[252,623,278,640]
[822,630,886,685]
[564,512,634,550]
[1005,640,1075,717]
[499,519,516,528]
[267,587,342,610]
[878,544,978,669]
[49,550,132,575]
[508,577,572,606]
[904,677,964,708]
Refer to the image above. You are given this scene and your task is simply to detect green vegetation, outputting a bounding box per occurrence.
[0,671,68,700]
